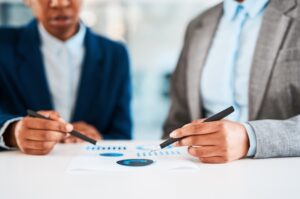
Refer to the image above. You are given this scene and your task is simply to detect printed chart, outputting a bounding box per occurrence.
[68,142,199,172]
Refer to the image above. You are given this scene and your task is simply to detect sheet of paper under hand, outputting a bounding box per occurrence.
[67,142,199,172]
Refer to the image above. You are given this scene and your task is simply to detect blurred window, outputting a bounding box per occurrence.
[0,0,221,140]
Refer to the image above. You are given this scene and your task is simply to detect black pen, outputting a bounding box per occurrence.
[27,110,97,145]
[157,106,235,150]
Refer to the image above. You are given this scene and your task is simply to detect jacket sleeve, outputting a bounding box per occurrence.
[0,64,22,150]
[249,115,300,158]
[0,104,22,150]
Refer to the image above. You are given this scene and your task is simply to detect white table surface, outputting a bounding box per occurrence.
[0,141,299,199]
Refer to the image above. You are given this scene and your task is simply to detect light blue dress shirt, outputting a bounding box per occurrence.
[39,23,86,122]
[201,0,269,157]
[0,23,86,149]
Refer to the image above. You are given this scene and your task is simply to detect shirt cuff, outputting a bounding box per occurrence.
[0,117,22,150]
[242,122,257,157]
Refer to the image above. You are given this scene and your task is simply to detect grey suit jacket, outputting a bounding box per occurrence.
[163,0,300,159]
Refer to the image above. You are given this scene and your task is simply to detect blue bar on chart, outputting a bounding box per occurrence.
[136,150,181,157]
[86,145,127,151]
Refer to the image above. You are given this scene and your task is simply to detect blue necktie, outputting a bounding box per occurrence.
[230,5,249,120]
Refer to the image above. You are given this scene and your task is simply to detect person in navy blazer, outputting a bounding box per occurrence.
[0,0,132,155]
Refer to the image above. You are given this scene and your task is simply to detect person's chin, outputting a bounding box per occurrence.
[49,18,73,29]
[47,21,78,39]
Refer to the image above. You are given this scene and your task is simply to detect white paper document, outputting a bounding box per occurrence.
[67,142,199,172]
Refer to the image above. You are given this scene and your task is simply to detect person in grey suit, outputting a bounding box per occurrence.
[163,0,300,163]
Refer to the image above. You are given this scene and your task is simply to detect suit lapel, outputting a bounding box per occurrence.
[187,4,223,120]
[71,29,103,121]
[249,0,296,120]
[16,21,53,110]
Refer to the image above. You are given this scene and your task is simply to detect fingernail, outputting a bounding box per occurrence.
[170,130,177,138]
[66,124,73,132]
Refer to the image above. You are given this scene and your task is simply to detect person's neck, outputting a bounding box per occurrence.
[41,22,80,42]
[54,24,80,41]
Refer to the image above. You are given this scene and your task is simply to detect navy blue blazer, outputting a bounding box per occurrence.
[0,20,132,143]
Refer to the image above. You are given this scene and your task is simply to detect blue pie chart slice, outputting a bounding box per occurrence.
[117,159,154,167]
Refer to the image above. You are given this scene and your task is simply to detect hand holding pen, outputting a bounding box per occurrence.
[5,110,99,155]
[5,110,74,155]
[169,107,250,163]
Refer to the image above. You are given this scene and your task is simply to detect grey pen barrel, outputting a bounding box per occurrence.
[26,110,97,145]
[159,137,181,148]
[69,130,97,145]
[159,106,235,149]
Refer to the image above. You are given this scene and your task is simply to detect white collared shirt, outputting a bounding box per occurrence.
[39,23,86,122]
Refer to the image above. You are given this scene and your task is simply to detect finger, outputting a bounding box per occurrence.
[72,121,86,125]
[60,134,70,143]
[37,110,61,121]
[73,123,92,132]
[63,136,78,144]
[74,127,101,140]
[83,131,102,141]
[22,148,52,155]
[21,140,56,150]
[170,121,222,138]
[75,138,84,143]
[60,138,66,143]
[86,132,101,140]
[72,121,87,126]
[25,129,66,142]
[175,133,221,147]
[188,146,221,158]
[183,120,204,128]
[23,117,73,133]
[73,126,89,132]
[199,156,230,164]
[68,136,84,143]
[191,119,206,124]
